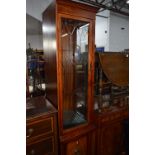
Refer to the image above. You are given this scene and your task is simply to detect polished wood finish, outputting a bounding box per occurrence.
[26,96,57,118]
[43,1,99,155]
[94,52,129,155]
[60,128,97,155]
[87,130,97,155]
[66,136,87,155]
[56,5,98,136]
[57,0,99,19]
[27,138,55,155]
[99,52,129,86]
[26,96,58,155]
[43,1,129,155]
[42,0,57,108]
[99,122,124,155]
[95,107,129,155]
[26,117,54,141]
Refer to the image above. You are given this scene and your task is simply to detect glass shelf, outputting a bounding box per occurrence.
[63,110,87,129]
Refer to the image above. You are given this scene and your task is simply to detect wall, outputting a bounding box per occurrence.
[26,0,129,52]
[95,11,129,52]
[26,0,52,21]
[109,12,129,52]
[26,34,43,50]
[95,10,110,51]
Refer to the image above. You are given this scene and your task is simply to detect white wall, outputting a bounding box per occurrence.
[26,34,43,50]
[109,12,129,51]
[95,11,129,52]
[26,0,52,21]
[95,10,110,51]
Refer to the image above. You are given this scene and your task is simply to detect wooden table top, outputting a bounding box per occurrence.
[26,96,57,119]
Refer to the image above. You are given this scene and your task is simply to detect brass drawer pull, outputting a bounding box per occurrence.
[27,128,34,138]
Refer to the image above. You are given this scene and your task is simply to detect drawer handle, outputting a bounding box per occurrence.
[74,149,80,155]
[30,149,35,155]
[27,128,34,138]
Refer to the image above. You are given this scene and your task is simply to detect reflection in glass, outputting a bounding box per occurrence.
[61,18,89,129]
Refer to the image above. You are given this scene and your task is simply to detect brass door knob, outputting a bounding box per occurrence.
[26,128,34,138]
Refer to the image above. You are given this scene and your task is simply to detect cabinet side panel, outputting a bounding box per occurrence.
[42,1,58,107]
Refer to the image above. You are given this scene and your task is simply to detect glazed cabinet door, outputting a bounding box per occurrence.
[58,15,94,132]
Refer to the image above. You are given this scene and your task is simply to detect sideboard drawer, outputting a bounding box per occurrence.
[26,117,54,139]
[27,137,55,155]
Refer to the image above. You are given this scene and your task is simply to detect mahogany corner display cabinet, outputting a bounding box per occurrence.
[42,0,129,155]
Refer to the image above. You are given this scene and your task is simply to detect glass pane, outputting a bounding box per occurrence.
[61,18,89,129]
[94,52,129,113]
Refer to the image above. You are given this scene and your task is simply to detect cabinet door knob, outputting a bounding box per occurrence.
[30,149,35,155]
[27,128,34,138]
[74,149,80,155]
